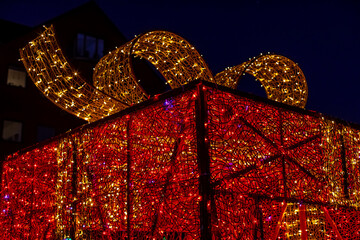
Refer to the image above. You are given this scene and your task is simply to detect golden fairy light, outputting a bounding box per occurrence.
[215,54,308,108]
[5,24,359,240]
[93,31,214,101]
[19,26,128,122]
[20,26,308,123]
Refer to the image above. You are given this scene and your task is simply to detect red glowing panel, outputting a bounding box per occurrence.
[1,142,57,239]
[1,82,360,239]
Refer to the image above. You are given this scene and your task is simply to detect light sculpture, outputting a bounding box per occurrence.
[20,26,307,123]
[19,26,128,122]
[93,30,214,101]
[2,25,357,240]
[1,81,360,239]
[215,54,308,108]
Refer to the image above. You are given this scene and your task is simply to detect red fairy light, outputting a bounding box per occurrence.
[4,25,359,239]
[1,82,360,239]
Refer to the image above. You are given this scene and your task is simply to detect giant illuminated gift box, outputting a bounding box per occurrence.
[1,80,360,239]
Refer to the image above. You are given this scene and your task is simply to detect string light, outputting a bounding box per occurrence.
[215,54,308,108]
[19,26,128,122]
[93,31,214,101]
[20,26,307,123]
[1,26,358,239]
[1,82,360,239]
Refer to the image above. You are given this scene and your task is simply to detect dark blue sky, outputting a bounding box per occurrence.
[1,0,360,123]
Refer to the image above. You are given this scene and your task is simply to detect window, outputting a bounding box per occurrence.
[7,68,26,87]
[2,120,22,142]
[76,33,105,60]
[37,126,55,142]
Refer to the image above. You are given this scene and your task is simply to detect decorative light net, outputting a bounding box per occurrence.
[20,26,307,123]
[215,54,308,108]
[93,30,214,99]
[19,26,128,122]
[1,81,359,239]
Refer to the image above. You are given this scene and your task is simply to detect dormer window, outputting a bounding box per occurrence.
[75,33,104,60]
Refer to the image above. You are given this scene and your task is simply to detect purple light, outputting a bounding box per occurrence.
[163,98,174,110]
[226,162,233,170]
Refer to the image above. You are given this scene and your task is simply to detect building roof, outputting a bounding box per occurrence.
[0,19,31,44]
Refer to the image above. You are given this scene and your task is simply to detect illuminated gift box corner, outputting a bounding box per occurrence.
[1,80,360,239]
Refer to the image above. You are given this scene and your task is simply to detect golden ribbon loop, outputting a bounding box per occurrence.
[93,30,214,105]
[215,54,308,108]
[20,26,127,122]
[20,26,308,122]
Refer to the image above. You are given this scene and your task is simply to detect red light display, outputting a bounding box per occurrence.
[1,81,360,239]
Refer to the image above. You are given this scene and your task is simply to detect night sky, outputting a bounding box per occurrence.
[1,0,360,123]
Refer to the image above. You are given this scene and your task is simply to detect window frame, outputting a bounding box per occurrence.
[1,119,23,143]
[75,33,105,60]
[6,67,27,88]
